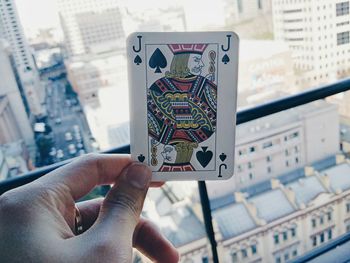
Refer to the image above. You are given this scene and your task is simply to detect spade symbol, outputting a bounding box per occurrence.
[134,55,142,65]
[138,154,145,163]
[219,153,227,162]
[149,48,167,73]
[196,147,213,168]
[222,54,230,64]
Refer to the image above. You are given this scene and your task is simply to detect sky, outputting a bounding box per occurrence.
[15,0,60,36]
[14,0,228,38]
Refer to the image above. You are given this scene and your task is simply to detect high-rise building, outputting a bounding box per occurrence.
[0,0,44,116]
[272,0,350,89]
[57,0,125,56]
[0,39,34,146]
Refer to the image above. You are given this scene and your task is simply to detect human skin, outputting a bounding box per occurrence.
[0,154,179,263]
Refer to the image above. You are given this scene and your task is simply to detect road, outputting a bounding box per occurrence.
[44,79,92,163]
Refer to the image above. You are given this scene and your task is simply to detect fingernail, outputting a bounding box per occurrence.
[125,163,151,189]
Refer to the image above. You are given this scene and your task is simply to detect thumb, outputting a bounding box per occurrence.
[92,163,151,254]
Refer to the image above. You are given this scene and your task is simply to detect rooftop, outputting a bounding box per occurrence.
[161,206,207,247]
[323,162,350,193]
[287,176,327,207]
[249,188,295,223]
[213,203,256,239]
[236,100,337,144]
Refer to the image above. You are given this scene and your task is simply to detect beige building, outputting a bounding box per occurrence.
[141,155,350,263]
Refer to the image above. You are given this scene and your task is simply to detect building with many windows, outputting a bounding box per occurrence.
[0,40,34,147]
[0,0,44,116]
[207,100,339,198]
[272,0,350,89]
[142,155,350,263]
[57,0,125,56]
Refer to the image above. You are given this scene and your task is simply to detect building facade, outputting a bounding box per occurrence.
[207,100,339,198]
[238,40,295,107]
[0,0,44,116]
[272,0,350,89]
[57,0,125,56]
[0,40,34,146]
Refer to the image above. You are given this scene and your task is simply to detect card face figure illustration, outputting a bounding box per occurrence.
[127,32,239,181]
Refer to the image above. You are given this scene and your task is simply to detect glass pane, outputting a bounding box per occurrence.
[1,0,350,262]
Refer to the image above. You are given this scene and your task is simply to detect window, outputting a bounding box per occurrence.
[275,256,281,263]
[346,203,350,212]
[327,211,332,221]
[241,248,248,258]
[263,141,272,148]
[249,146,256,153]
[284,253,289,261]
[202,256,209,263]
[267,167,272,173]
[337,31,350,45]
[248,162,253,169]
[249,173,253,180]
[289,132,299,139]
[237,0,243,13]
[336,2,349,16]
[267,156,271,162]
[283,231,288,241]
[320,232,325,243]
[328,229,332,240]
[295,157,299,163]
[274,234,279,244]
[291,227,296,237]
[251,244,257,254]
[312,236,317,247]
[285,149,289,156]
[257,0,262,9]
[292,250,298,257]
[286,160,289,167]
[312,218,316,228]
[320,216,324,225]
[231,252,238,263]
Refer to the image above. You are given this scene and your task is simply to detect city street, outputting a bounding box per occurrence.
[44,78,92,163]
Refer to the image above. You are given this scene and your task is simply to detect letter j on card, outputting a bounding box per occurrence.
[127,32,239,181]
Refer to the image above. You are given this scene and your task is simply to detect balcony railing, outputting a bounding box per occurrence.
[1,78,350,262]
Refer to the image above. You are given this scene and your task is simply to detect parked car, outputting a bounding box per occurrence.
[68,144,77,155]
[57,149,64,159]
[65,132,73,141]
[55,118,61,125]
[76,143,84,149]
[49,147,57,157]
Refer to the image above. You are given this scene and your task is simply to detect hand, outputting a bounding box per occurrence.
[0,154,179,263]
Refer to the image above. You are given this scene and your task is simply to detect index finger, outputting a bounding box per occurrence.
[37,153,132,201]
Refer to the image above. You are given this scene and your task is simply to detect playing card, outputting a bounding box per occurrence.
[127,32,238,181]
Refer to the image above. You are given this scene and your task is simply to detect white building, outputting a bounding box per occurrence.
[272,0,350,89]
[0,40,34,147]
[0,0,44,116]
[207,100,339,198]
[141,155,350,263]
[57,0,125,56]
[238,40,295,107]
[65,51,128,150]
[0,141,29,181]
